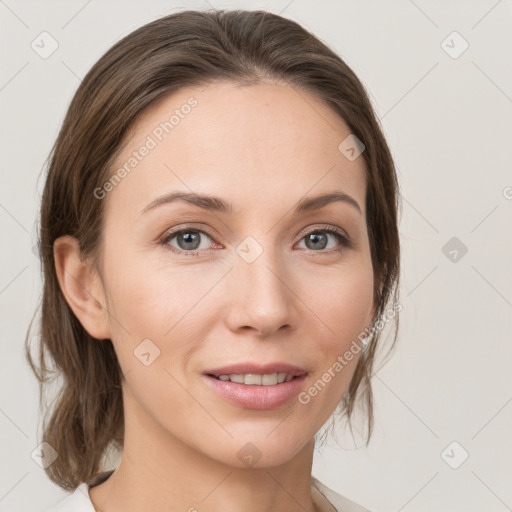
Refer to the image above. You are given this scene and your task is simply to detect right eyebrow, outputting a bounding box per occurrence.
[140,192,232,216]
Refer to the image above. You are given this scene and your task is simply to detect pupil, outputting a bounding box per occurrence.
[179,231,200,250]
[306,232,327,250]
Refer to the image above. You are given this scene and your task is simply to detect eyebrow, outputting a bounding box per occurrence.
[141,190,362,216]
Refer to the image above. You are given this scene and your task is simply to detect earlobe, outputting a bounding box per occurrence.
[53,235,111,340]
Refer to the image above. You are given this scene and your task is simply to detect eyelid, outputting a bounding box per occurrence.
[159,222,352,255]
[296,223,350,242]
[294,224,353,253]
[159,223,220,247]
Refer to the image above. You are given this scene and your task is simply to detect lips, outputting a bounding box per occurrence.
[205,362,307,378]
[203,362,308,409]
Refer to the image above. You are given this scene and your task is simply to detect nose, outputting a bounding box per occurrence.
[224,249,299,337]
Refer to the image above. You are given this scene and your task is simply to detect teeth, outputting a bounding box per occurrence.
[262,374,277,385]
[245,374,263,385]
[215,373,297,385]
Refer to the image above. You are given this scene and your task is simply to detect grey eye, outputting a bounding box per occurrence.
[165,230,213,251]
[298,230,344,251]
[305,232,328,250]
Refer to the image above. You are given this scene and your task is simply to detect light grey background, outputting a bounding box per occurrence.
[1,1,511,511]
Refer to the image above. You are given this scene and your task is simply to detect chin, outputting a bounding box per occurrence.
[208,429,312,469]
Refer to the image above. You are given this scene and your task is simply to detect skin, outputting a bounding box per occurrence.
[54,80,375,512]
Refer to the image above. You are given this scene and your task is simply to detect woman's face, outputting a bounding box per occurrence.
[95,80,375,468]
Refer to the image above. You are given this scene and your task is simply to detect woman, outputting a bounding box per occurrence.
[27,9,400,512]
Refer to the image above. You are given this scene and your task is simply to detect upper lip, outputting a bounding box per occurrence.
[205,363,307,377]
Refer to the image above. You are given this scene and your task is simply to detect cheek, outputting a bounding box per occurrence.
[331,276,374,344]
[291,262,373,433]
[304,259,374,346]
[104,264,163,334]
[101,250,222,375]
[301,259,373,389]
[103,249,197,334]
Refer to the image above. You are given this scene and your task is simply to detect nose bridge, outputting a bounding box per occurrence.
[227,238,297,335]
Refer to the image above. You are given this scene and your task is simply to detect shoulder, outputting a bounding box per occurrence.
[44,483,96,512]
[311,476,373,512]
[45,474,370,512]
[45,470,114,511]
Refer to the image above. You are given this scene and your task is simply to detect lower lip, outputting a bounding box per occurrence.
[203,374,307,410]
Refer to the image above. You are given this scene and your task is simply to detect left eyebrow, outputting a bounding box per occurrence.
[295,192,362,216]
[140,190,362,216]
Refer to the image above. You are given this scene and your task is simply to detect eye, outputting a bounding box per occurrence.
[296,226,351,253]
[161,227,216,256]
[160,224,352,257]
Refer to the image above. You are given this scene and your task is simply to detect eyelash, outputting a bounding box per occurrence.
[159,223,352,258]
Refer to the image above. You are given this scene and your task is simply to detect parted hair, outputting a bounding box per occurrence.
[26,9,400,491]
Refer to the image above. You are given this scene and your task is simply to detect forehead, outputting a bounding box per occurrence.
[106,80,367,219]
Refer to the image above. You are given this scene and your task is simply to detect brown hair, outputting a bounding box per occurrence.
[26,9,400,491]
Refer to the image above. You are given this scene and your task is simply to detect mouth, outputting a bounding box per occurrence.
[204,362,307,385]
[203,363,308,409]
[207,372,302,385]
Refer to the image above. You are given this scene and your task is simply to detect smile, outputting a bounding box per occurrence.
[211,373,297,385]
[203,372,307,410]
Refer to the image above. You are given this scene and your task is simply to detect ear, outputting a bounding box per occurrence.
[53,235,111,340]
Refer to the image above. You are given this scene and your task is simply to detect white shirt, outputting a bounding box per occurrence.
[46,471,371,512]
